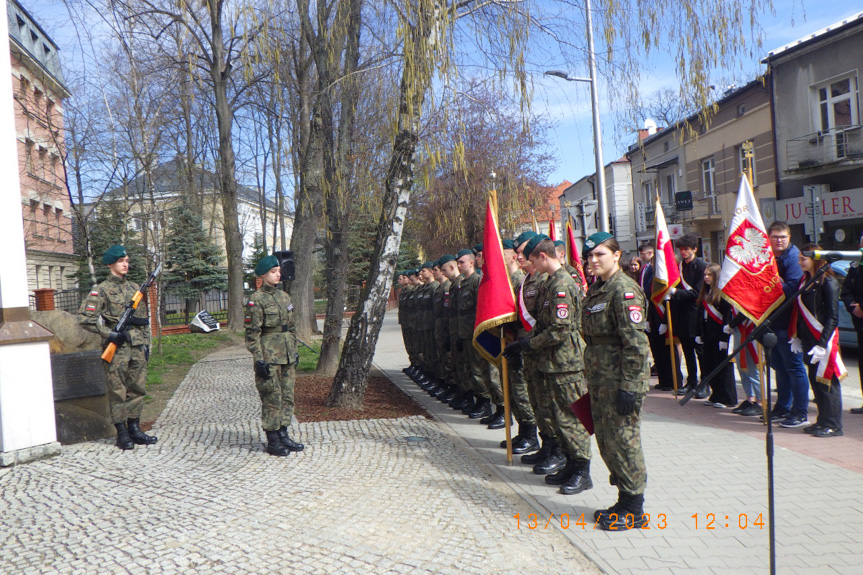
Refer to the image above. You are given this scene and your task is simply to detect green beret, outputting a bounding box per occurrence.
[255,254,281,276]
[421,261,434,270]
[583,231,615,254]
[523,234,549,258]
[102,244,127,265]
[554,240,565,248]
[409,268,419,276]
[473,243,483,254]
[515,230,537,247]
[456,248,474,260]
[502,239,516,250]
[438,254,456,265]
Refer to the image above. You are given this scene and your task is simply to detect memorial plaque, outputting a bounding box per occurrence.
[190,310,220,333]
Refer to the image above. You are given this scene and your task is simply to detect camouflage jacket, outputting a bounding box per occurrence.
[527,267,585,373]
[78,274,150,347]
[564,263,585,299]
[457,271,481,340]
[447,274,463,342]
[421,281,439,331]
[434,279,450,342]
[516,271,547,337]
[582,269,649,393]
[245,284,297,365]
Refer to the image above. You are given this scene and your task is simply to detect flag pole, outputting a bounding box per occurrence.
[665,300,679,395]
[500,328,513,464]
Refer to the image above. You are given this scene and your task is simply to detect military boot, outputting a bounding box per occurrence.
[439,386,458,403]
[500,422,524,448]
[596,492,648,530]
[559,459,593,495]
[486,407,509,430]
[533,441,566,475]
[449,391,468,410]
[512,424,539,454]
[265,430,289,457]
[481,404,502,425]
[521,433,552,464]
[277,426,304,452]
[461,392,478,415]
[431,382,450,399]
[115,422,133,451]
[544,455,578,485]
[126,418,158,445]
[469,397,493,419]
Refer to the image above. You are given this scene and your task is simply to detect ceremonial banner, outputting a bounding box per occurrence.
[565,215,589,292]
[718,176,784,325]
[474,190,517,363]
[548,216,557,241]
[651,198,680,314]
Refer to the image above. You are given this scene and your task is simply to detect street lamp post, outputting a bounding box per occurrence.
[545,0,608,233]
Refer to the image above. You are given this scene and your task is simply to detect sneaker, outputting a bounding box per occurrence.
[732,401,752,414]
[740,404,763,417]
[703,401,714,407]
[803,423,824,434]
[812,428,843,437]
[779,415,809,428]
[760,408,789,422]
[713,403,729,409]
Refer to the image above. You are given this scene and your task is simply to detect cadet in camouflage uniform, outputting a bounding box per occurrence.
[506,235,593,496]
[499,238,539,453]
[428,256,457,398]
[456,249,492,419]
[245,255,305,457]
[445,262,467,408]
[513,231,558,470]
[78,244,157,450]
[556,240,585,298]
[581,232,650,530]
[403,270,422,377]
[417,262,439,386]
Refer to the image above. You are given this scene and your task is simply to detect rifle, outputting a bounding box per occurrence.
[297,338,319,355]
[101,263,162,363]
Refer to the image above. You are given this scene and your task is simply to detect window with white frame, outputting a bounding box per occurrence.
[642,181,653,204]
[817,74,859,130]
[664,173,676,205]
[738,142,757,187]
[701,158,716,195]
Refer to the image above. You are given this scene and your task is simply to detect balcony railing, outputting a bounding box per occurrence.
[786,125,863,171]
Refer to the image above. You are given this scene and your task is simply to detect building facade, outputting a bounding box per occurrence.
[9,0,75,293]
[765,12,863,249]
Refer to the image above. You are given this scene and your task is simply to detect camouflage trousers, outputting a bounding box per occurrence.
[483,361,504,405]
[506,362,536,425]
[436,331,453,384]
[403,324,418,365]
[543,371,591,460]
[422,328,438,377]
[524,355,556,438]
[588,385,647,495]
[104,344,148,424]
[255,362,296,431]
[465,343,490,399]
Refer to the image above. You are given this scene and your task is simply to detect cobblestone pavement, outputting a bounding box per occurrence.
[376,313,863,575]
[0,347,601,574]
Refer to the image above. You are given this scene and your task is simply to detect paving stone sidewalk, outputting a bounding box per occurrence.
[0,347,600,574]
[375,312,863,575]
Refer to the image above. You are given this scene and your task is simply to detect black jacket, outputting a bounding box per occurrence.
[669,257,707,337]
[839,263,863,331]
[796,274,840,350]
[696,298,733,343]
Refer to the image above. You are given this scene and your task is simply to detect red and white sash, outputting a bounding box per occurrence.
[789,276,848,385]
[517,276,536,332]
[703,301,723,325]
[679,261,694,292]
[732,310,759,369]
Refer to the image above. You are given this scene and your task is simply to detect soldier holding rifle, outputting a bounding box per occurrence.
[78,245,158,450]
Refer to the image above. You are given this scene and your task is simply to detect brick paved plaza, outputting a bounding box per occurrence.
[1,311,861,574]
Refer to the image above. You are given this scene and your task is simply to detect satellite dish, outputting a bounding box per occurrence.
[644,118,658,135]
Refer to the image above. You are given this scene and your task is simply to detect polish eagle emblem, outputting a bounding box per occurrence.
[727,225,771,272]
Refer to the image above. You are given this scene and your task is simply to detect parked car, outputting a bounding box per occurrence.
[831,260,858,350]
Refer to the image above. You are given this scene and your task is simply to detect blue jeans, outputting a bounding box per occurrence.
[737,360,761,400]
[770,328,809,417]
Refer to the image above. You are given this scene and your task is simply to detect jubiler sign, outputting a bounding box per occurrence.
[777,188,861,225]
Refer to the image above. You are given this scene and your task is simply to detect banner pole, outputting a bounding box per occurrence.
[665,300,679,395]
[501,328,513,464]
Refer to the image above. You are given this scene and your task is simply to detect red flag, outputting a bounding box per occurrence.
[565,216,588,292]
[651,198,680,314]
[718,176,784,325]
[548,216,556,241]
[474,190,517,363]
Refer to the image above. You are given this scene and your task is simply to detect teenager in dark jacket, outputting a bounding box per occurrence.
[695,264,737,408]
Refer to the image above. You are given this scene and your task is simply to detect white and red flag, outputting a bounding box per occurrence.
[718,176,784,324]
[650,198,680,314]
[565,215,589,293]
[548,216,557,241]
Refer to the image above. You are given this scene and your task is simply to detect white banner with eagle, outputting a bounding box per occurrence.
[718,176,784,325]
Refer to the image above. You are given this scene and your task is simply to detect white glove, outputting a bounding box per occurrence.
[669,287,677,295]
[808,345,826,364]
[719,341,728,350]
[722,325,733,335]
[694,336,703,345]
[788,337,803,355]
[659,324,668,336]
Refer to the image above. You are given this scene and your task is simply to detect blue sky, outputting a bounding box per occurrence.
[21,0,863,190]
